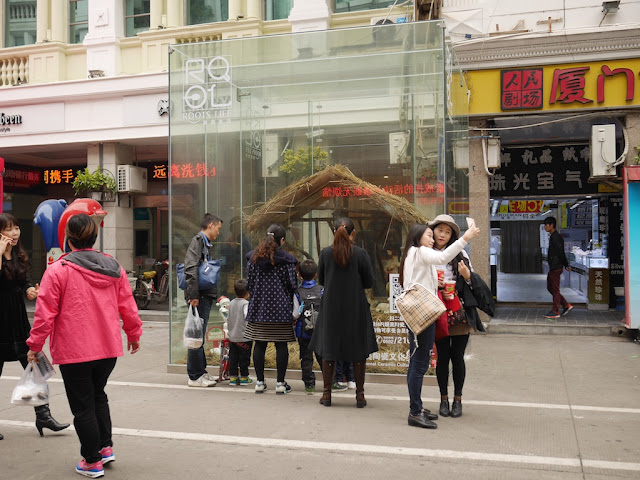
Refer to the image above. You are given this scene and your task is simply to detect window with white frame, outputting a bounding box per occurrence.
[125,0,151,37]
[70,0,88,44]
[5,0,37,47]
[334,0,396,13]
[264,0,292,20]
[186,0,229,25]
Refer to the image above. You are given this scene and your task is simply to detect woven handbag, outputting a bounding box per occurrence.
[396,249,447,336]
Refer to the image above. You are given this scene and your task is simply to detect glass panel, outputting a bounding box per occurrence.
[5,0,37,47]
[264,0,292,20]
[169,22,468,373]
[187,0,229,25]
[125,0,150,37]
[334,0,396,13]
[69,0,89,44]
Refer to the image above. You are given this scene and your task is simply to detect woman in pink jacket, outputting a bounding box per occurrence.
[27,214,142,479]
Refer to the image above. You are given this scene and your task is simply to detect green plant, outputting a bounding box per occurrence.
[281,146,329,177]
[72,167,117,196]
[634,144,640,165]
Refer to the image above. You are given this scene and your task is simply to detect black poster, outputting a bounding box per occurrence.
[490,145,600,196]
[607,196,624,308]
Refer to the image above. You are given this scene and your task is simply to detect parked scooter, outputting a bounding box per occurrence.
[127,260,169,310]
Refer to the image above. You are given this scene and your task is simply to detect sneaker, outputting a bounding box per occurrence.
[304,385,315,395]
[99,447,114,465]
[255,381,267,393]
[562,304,574,316]
[239,376,254,385]
[203,373,219,384]
[75,459,104,478]
[228,377,238,386]
[275,382,292,394]
[331,382,348,391]
[347,381,356,390]
[543,311,560,319]
[188,375,216,387]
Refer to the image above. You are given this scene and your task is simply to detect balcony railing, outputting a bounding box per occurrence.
[0,56,29,86]
[8,0,37,20]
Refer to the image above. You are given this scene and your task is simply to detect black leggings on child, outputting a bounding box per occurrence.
[435,334,469,397]
[252,341,289,383]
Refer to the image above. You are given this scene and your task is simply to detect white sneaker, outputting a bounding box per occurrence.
[347,381,356,390]
[255,381,267,393]
[188,375,216,387]
[202,373,218,385]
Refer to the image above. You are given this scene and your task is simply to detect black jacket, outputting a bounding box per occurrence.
[456,272,494,333]
[184,233,216,300]
[548,230,568,270]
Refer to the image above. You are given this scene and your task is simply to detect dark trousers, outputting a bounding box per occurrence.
[547,268,568,314]
[187,295,213,380]
[229,341,253,378]
[435,334,469,397]
[60,358,117,464]
[406,323,436,416]
[336,360,354,383]
[298,337,322,387]
[253,341,288,383]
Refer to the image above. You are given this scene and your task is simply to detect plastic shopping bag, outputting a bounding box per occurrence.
[11,362,49,407]
[183,305,204,350]
[34,351,55,380]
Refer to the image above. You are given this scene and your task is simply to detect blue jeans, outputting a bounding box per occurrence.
[336,361,354,383]
[406,323,436,416]
[187,296,213,380]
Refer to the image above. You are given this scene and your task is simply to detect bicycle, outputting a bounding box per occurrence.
[128,260,170,310]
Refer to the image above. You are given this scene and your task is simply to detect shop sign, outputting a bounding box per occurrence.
[368,314,410,370]
[606,197,624,307]
[321,182,445,199]
[43,168,78,185]
[3,164,42,189]
[508,200,544,213]
[0,113,22,133]
[588,268,610,305]
[570,203,592,228]
[152,163,216,180]
[182,56,233,125]
[490,145,600,196]
[468,59,640,115]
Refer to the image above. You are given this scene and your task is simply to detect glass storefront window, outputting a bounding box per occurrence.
[334,0,396,13]
[264,0,292,20]
[5,0,37,47]
[186,0,229,25]
[169,22,468,374]
[69,0,88,44]
[125,0,150,37]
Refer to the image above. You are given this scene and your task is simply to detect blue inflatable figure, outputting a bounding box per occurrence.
[34,199,68,268]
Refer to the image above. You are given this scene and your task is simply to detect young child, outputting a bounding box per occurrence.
[294,259,324,394]
[227,279,253,386]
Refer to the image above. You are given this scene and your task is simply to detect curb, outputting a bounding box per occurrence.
[486,322,629,337]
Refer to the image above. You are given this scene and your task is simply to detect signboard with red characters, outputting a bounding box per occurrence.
[501,68,543,110]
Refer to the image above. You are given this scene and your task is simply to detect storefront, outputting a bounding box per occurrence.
[168,21,469,374]
[466,58,639,312]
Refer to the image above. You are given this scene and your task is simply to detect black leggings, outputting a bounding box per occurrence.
[435,334,469,397]
[252,341,289,383]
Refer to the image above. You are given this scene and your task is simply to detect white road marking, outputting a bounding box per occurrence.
[1,419,639,473]
[3,376,639,415]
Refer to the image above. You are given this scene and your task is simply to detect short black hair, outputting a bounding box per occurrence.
[234,278,248,297]
[299,259,318,281]
[544,217,557,228]
[200,213,223,230]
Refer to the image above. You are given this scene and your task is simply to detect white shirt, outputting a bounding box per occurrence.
[402,238,468,295]
[434,248,473,283]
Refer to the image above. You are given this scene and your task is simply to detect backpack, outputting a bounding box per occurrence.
[297,284,323,333]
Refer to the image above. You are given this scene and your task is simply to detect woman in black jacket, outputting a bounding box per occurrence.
[245,224,298,395]
[310,217,377,408]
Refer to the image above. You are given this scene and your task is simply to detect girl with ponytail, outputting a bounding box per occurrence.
[310,217,377,408]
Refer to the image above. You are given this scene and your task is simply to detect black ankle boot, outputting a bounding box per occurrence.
[439,400,450,417]
[34,404,70,437]
[451,400,462,418]
[0,432,3,440]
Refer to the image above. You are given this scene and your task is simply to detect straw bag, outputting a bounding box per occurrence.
[396,250,447,336]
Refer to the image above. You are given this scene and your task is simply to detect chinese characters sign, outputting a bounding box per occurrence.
[3,165,42,189]
[501,69,543,110]
[490,145,599,196]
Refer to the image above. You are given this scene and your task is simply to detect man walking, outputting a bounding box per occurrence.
[184,213,223,387]
[543,217,572,319]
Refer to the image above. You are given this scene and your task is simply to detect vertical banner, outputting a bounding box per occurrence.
[607,197,624,308]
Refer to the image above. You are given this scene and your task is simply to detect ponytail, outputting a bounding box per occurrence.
[251,224,286,265]
[332,217,355,269]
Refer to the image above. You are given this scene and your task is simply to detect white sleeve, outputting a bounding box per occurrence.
[243,302,249,318]
[461,249,473,272]
[415,238,468,265]
[292,293,301,319]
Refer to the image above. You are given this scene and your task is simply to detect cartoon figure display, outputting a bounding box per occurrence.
[33,199,68,267]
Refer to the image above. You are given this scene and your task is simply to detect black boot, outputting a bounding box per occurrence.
[439,399,450,417]
[34,404,70,437]
[353,361,367,408]
[320,361,335,406]
[451,400,463,418]
[0,432,3,440]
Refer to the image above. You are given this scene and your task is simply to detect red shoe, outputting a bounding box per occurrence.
[99,446,115,465]
[75,459,104,478]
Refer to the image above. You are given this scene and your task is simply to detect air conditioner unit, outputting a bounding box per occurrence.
[117,165,148,193]
[389,132,410,164]
[589,124,617,177]
[371,14,410,26]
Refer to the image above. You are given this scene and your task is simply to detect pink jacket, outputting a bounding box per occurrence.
[27,250,142,365]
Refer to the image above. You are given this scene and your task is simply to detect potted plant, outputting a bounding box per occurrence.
[72,167,118,202]
[281,146,329,177]
[628,144,640,181]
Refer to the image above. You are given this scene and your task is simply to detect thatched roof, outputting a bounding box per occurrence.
[244,165,428,232]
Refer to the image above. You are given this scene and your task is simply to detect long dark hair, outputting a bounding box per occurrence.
[250,224,286,265]
[431,221,469,277]
[398,224,428,286]
[332,217,354,269]
[0,213,29,281]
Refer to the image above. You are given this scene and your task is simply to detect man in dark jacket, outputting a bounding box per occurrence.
[184,213,222,387]
[543,217,572,319]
